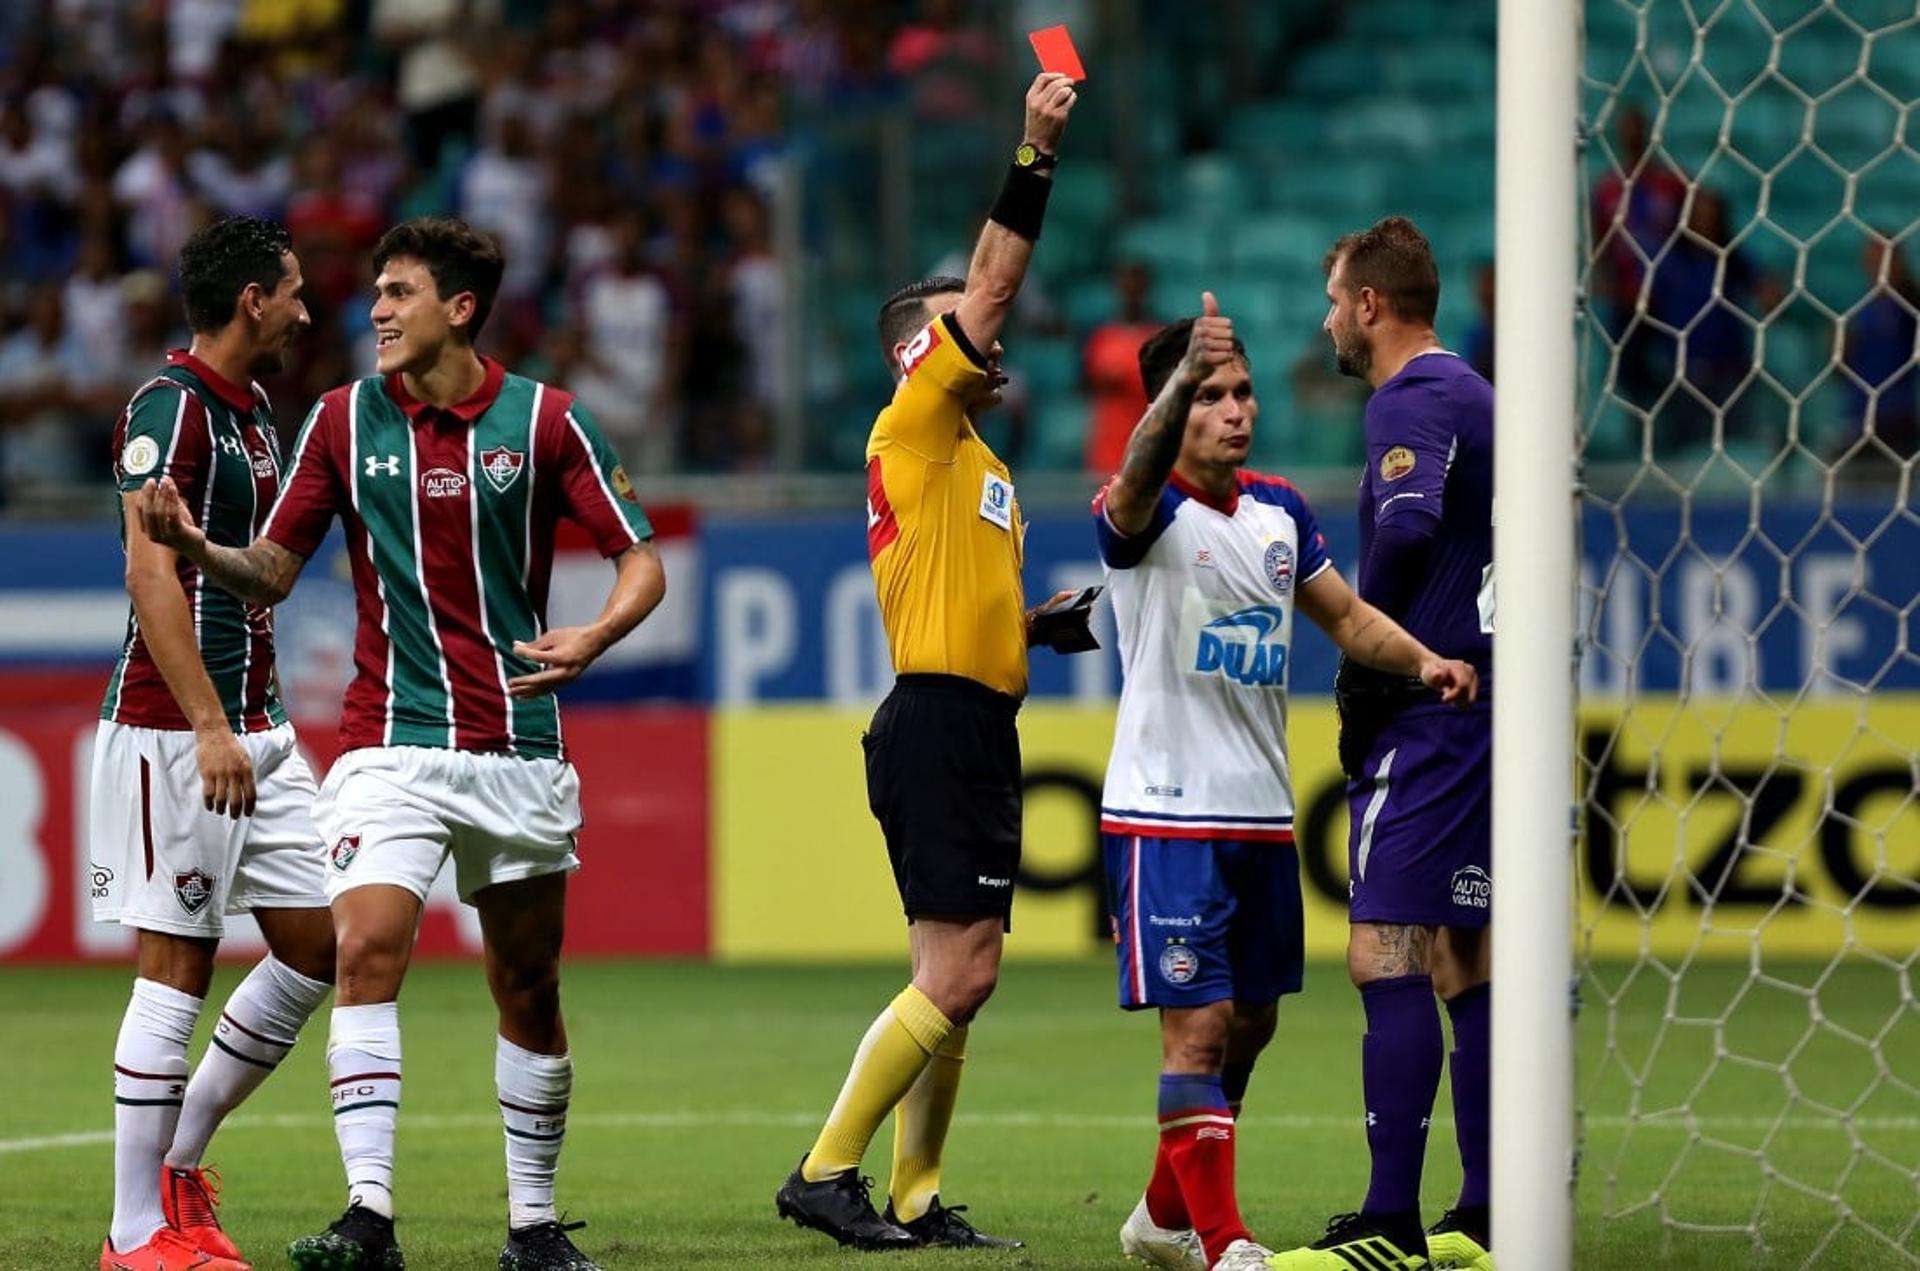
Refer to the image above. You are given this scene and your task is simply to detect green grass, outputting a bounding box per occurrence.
[1,960,1913,1268]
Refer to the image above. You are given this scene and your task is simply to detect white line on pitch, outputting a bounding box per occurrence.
[4,1110,1918,1156]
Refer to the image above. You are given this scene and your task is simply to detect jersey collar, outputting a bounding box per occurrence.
[1170,469,1238,516]
[166,349,256,412]
[386,355,506,425]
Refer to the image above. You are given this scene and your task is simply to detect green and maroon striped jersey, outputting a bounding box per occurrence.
[101,350,289,733]
[261,357,652,759]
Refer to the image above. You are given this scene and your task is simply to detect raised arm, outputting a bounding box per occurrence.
[949,71,1077,353]
[1102,292,1236,535]
[1297,564,1479,705]
[136,475,307,606]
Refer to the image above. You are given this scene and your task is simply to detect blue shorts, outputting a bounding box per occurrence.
[1346,704,1492,928]
[1102,833,1305,1010]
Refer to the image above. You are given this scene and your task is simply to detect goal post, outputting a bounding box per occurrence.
[1492,0,1580,1267]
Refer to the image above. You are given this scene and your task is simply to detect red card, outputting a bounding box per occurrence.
[1028,25,1087,82]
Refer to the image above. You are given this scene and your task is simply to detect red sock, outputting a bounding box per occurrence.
[1144,1136,1189,1228]
[1159,1074,1251,1263]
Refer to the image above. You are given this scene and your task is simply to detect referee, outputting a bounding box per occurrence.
[774,71,1079,1252]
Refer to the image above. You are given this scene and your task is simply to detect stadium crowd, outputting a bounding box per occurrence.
[0,0,944,505]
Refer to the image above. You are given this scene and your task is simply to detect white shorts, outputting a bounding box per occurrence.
[314,746,582,905]
[89,720,328,937]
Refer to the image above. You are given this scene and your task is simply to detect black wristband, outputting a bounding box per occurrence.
[989,162,1054,241]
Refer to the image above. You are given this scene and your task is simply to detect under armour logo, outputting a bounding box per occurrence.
[218,434,244,457]
[365,455,401,477]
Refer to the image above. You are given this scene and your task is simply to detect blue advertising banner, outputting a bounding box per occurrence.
[2,499,1913,704]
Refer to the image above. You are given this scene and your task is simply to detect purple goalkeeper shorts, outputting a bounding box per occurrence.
[1346,703,1492,928]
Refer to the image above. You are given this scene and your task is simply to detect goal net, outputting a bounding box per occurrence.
[1577,0,1919,1264]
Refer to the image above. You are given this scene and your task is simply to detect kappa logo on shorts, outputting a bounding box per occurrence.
[977,875,1012,888]
[173,869,214,916]
[331,834,361,871]
[1159,942,1200,985]
[1451,865,1492,910]
[89,862,114,899]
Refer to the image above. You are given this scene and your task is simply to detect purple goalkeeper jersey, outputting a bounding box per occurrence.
[1356,351,1494,683]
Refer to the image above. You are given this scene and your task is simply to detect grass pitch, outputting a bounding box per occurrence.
[1,959,1913,1268]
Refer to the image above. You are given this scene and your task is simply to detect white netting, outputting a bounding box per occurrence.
[1578,1,1919,1265]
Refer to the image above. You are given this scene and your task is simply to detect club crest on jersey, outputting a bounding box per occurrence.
[1263,540,1295,594]
[1194,605,1289,687]
[422,466,468,499]
[1451,865,1492,910]
[1159,942,1200,985]
[173,869,214,915]
[123,435,160,477]
[481,446,524,493]
[331,835,361,871]
[1380,446,1417,481]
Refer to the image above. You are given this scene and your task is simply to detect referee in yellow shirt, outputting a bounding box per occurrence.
[775,70,1079,1252]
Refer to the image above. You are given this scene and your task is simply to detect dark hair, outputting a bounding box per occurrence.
[876,275,966,373]
[1323,215,1440,326]
[1137,318,1252,399]
[178,216,293,334]
[371,216,506,340]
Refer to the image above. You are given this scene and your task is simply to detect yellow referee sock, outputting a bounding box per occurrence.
[802,986,953,1181]
[889,1023,968,1222]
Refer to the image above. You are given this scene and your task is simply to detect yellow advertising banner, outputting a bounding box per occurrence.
[712,699,1917,961]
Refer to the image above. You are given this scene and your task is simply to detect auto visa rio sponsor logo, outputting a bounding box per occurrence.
[1194,605,1288,687]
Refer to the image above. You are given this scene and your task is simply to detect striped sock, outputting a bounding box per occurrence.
[168,956,330,1168]
[110,978,200,1253]
[1158,1073,1250,1265]
[497,1036,572,1229]
[328,1003,401,1218]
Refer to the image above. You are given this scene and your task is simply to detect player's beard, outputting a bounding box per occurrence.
[1331,316,1371,380]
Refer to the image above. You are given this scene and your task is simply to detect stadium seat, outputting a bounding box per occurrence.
[1117,216,1221,277]
[1291,42,1384,100]
[1230,213,1332,274]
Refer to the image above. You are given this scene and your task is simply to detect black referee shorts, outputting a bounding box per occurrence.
[863,673,1022,928]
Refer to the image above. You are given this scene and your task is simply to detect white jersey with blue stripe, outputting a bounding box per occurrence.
[1092,468,1333,843]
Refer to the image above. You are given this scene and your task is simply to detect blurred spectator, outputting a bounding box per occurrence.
[1082,262,1158,474]
[112,112,198,270]
[107,270,188,393]
[459,111,550,308]
[169,0,240,84]
[724,188,784,411]
[1642,188,1779,451]
[573,210,675,472]
[64,229,127,372]
[1842,233,1919,460]
[0,283,92,493]
[0,97,75,200]
[887,0,997,120]
[372,0,497,169]
[286,133,383,308]
[189,111,293,219]
[1462,262,1494,382]
[1592,103,1691,409]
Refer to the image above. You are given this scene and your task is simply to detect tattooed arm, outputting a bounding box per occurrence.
[1298,564,1479,705]
[135,475,308,606]
[1102,291,1237,536]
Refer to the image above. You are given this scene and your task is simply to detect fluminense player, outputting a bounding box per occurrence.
[137,216,665,1271]
[773,71,1078,1254]
[1095,296,1478,1271]
[94,215,333,1271]
[1270,217,1496,1271]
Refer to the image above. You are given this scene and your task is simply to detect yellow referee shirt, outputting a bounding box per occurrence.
[865,311,1028,698]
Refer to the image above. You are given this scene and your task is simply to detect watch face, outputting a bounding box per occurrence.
[1015,143,1037,167]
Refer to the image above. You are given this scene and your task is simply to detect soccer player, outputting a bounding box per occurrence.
[136,216,665,1271]
[773,71,1078,1252]
[1096,298,1478,1271]
[1269,217,1496,1271]
[93,215,333,1271]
